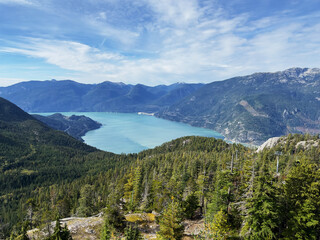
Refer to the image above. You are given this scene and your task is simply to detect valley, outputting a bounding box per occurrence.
[1,68,319,145]
[36,112,224,154]
[0,97,319,240]
[2,1,320,239]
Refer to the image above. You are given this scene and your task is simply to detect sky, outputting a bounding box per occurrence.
[0,0,320,86]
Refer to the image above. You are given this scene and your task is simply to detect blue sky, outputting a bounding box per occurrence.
[0,0,320,86]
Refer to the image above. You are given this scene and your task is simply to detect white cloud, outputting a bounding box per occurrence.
[145,0,200,27]
[84,16,140,46]
[1,1,320,85]
[0,0,33,4]
[1,38,122,73]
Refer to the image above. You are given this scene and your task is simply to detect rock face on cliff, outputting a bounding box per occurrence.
[257,134,320,153]
[157,68,320,145]
[256,137,281,152]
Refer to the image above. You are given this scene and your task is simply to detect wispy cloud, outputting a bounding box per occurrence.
[84,15,140,46]
[1,0,320,85]
[0,0,34,5]
[1,38,122,72]
[145,0,200,27]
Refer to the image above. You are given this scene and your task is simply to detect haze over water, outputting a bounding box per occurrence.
[39,112,224,154]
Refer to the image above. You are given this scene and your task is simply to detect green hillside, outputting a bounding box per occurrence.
[1,97,320,240]
[0,97,134,237]
[7,134,320,240]
[32,113,102,141]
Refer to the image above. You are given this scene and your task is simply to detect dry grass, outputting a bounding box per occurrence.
[21,169,37,175]
[125,213,156,223]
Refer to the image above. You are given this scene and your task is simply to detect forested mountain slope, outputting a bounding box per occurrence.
[1,97,320,240]
[158,67,320,145]
[0,97,132,237]
[33,113,102,141]
[0,80,203,113]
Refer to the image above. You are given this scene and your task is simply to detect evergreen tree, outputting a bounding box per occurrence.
[207,169,233,219]
[206,209,231,240]
[196,174,207,214]
[132,166,143,210]
[241,163,279,240]
[103,204,126,234]
[149,180,165,212]
[124,171,134,211]
[100,220,111,240]
[46,218,72,240]
[76,184,96,217]
[284,162,320,240]
[124,224,142,240]
[61,224,72,240]
[123,166,143,212]
[157,198,184,240]
[183,193,199,219]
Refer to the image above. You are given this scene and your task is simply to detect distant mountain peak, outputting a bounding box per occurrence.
[282,67,320,78]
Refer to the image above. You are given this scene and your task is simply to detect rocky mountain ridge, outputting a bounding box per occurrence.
[158,67,320,145]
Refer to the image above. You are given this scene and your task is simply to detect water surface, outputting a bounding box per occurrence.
[38,112,224,154]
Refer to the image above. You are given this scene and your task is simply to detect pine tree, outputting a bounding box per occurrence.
[61,224,72,240]
[241,163,279,240]
[207,169,233,219]
[100,220,111,240]
[103,204,126,234]
[149,180,164,212]
[284,162,320,240]
[206,209,231,240]
[124,224,142,240]
[132,166,142,210]
[196,174,207,214]
[76,184,95,217]
[183,193,199,219]
[46,218,72,240]
[157,197,184,240]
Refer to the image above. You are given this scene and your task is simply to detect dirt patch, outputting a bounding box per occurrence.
[239,100,268,118]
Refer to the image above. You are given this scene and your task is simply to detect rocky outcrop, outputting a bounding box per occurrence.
[27,216,104,240]
[27,212,205,240]
[257,137,281,152]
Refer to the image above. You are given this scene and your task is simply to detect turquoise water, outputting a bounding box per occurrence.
[38,112,224,154]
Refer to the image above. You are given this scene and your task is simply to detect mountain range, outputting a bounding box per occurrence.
[158,67,320,144]
[1,67,319,144]
[0,80,203,113]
